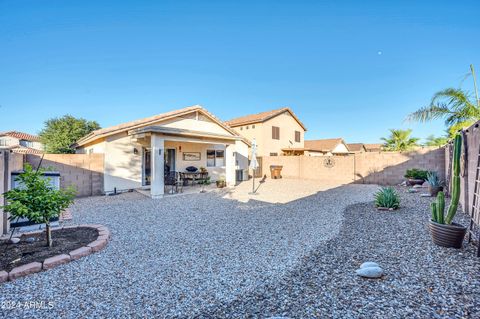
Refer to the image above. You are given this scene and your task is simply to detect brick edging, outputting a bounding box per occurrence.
[1,224,111,283]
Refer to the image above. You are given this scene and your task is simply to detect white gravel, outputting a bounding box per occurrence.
[0,180,377,318]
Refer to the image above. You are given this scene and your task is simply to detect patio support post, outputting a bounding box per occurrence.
[225,143,235,187]
[151,134,165,198]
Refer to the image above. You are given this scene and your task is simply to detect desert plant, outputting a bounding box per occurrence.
[404,168,429,180]
[381,129,420,151]
[407,65,480,137]
[2,164,75,247]
[430,134,462,224]
[424,135,449,147]
[374,187,400,209]
[426,171,444,187]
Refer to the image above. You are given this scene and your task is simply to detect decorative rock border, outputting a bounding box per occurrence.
[0,224,110,283]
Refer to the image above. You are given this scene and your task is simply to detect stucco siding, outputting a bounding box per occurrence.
[104,133,143,192]
[261,111,305,156]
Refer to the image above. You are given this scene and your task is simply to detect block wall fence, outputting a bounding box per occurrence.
[257,147,446,186]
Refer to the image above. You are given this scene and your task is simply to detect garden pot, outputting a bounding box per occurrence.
[407,178,424,186]
[216,180,226,188]
[429,220,466,249]
[428,185,443,197]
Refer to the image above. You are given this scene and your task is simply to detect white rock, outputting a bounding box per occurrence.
[356,266,383,278]
[360,261,379,269]
[9,237,20,244]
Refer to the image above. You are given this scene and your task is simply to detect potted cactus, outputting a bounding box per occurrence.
[429,134,466,248]
[426,171,444,197]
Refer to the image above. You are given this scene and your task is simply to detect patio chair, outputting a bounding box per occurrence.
[165,171,182,194]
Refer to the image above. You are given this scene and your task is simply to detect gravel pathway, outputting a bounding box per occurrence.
[200,187,480,318]
[0,182,377,318]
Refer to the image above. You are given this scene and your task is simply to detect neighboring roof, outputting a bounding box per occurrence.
[304,138,348,153]
[225,107,307,131]
[0,131,40,142]
[346,143,366,152]
[364,143,384,151]
[0,145,43,154]
[75,105,250,147]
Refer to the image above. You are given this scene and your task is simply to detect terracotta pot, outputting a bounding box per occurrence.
[429,220,466,249]
[428,186,443,197]
[407,178,424,186]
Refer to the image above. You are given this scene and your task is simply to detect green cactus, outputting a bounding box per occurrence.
[445,134,462,224]
[430,134,462,225]
[436,191,445,224]
[430,202,437,221]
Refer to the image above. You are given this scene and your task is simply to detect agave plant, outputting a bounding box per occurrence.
[426,171,444,187]
[374,187,400,210]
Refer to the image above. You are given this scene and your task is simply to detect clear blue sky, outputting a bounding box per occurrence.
[1,0,479,143]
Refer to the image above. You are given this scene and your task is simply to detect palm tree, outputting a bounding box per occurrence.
[424,134,449,147]
[406,65,480,136]
[381,129,420,151]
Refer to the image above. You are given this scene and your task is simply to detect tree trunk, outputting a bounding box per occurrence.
[46,221,52,247]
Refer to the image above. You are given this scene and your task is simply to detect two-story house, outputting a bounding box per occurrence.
[0,131,43,154]
[225,107,307,157]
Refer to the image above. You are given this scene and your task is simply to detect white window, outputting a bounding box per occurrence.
[207,149,225,167]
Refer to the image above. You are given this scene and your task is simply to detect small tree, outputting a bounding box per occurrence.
[39,115,100,154]
[381,129,420,151]
[2,164,75,247]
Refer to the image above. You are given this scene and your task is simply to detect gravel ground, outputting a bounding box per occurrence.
[0,181,377,318]
[199,187,480,318]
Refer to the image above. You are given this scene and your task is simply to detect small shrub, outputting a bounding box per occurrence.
[2,164,75,247]
[404,168,429,180]
[374,187,400,209]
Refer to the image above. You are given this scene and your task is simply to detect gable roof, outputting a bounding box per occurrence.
[0,131,40,142]
[304,138,348,152]
[75,105,250,147]
[346,143,366,152]
[225,107,307,131]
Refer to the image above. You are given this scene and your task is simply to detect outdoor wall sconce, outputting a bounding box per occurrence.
[133,148,139,155]
[179,146,182,152]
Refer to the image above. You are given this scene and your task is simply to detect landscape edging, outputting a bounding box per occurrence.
[0,224,110,283]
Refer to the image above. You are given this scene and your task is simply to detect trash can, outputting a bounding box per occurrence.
[235,169,243,183]
[270,165,283,179]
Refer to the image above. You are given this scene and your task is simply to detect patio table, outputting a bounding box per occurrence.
[181,172,208,186]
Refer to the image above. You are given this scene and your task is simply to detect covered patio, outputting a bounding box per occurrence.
[129,126,248,198]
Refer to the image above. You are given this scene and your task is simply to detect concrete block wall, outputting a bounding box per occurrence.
[26,154,104,197]
[1,151,24,235]
[259,147,445,186]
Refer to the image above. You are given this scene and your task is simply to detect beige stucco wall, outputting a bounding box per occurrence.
[103,132,143,193]
[231,111,305,157]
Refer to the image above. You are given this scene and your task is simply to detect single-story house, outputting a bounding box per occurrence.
[304,138,351,156]
[74,105,251,198]
[346,143,367,153]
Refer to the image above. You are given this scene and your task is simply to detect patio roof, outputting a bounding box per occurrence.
[129,126,242,144]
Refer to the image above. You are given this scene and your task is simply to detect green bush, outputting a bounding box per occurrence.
[404,168,429,180]
[374,187,400,209]
[2,164,76,247]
